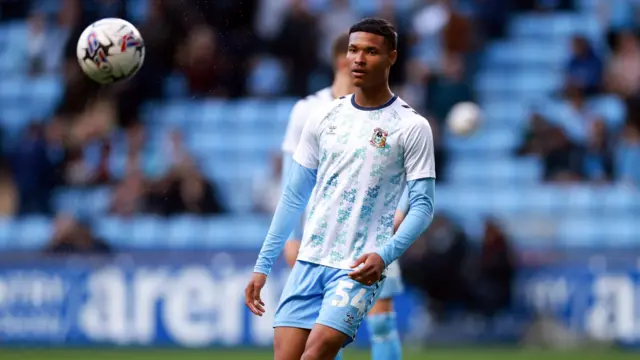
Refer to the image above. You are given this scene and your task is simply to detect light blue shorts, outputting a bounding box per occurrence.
[377,261,404,300]
[274,260,384,346]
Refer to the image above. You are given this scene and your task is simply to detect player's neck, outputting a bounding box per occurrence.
[353,84,394,109]
[331,72,354,98]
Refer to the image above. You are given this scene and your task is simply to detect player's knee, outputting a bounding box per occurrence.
[367,312,398,341]
[301,343,332,360]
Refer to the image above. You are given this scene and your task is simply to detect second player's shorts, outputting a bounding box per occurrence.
[274,260,385,346]
[377,261,404,300]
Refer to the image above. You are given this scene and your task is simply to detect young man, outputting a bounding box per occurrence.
[245,18,436,360]
[281,32,407,360]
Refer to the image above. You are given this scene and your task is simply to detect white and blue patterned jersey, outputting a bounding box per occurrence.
[293,94,436,270]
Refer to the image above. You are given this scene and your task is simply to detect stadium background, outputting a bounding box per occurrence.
[0,0,639,359]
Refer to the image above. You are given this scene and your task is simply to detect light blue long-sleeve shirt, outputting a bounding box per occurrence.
[254,161,316,275]
[254,161,435,275]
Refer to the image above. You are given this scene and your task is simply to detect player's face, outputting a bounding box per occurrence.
[347,32,397,88]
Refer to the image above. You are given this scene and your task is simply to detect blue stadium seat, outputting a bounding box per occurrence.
[0,218,14,249]
[15,216,51,249]
[588,95,627,129]
[447,157,542,184]
[126,0,150,24]
[445,128,520,155]
[474,70,563,96]
[127,215,165,248]
[95,217,132,248]
[165,215,204,248]
[482,40,569,66]
[479,100,531,126]
[509,13,602,40]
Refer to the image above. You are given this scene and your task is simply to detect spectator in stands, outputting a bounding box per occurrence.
[8,124,55,215]
[274,0,319,96]
[45,214,110,254]
[605,30,640,99]
[583,120,614,182]
[177,25,231,97]
[400,213,469,321]
[565,35,603,96]
[466,219,515,317]
[517,111,583,182]
[253,153,283,214]
[110,157,146,217]
[615,121,640,186]
[146,130,224,216]
[0,159,17,216]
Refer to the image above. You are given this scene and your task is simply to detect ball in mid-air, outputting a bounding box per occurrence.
[76,18,145,84]
[446,101,482,136]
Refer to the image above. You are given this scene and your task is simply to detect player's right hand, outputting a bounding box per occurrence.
[245,272,267,316]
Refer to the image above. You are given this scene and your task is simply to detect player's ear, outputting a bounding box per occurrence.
[388,50,397,66]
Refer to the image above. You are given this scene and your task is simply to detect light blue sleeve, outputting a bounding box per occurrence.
[254,161,317,275]
[376,178,435,267]
[281,154,293,192]
[282,153,305,241]
[397,186,409,214]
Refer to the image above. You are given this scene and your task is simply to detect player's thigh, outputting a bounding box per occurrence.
[369,297,393,315]
[284,240,301,268]
[274,326,310,360]
[302,323,349,360]
[316,273,381,345]
[372,261,404,304]
[275,261,324,330]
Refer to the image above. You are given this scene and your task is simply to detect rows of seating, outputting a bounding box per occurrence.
[0,3,637,251]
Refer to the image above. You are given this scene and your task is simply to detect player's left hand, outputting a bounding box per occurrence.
[349,253,385,286]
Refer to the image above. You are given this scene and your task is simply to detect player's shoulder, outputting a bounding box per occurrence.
[291,87,334,115]
[392,97,432,129]
[314,93,352,119]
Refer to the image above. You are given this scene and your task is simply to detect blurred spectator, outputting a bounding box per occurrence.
[565,36,603,96]
[146,130,224,216]
[473,0,511,40]
[376,0,412,87]
[583,120,614,182]
[8,124,55,215]
[615,121,640,186]
[110,156,146,217]
[45,214,111,254]
[519,84,612,182]
[605,31,640,99]
[176,25,230,97]
[517,112,583,182]
[426,53,473,125]
[318,0,358,67]
[466,219,515,317]
[0,160,18,216]
[441,1,474,56]
[253,153,283,214]
[401,214,469,321]
[274,0,320,96]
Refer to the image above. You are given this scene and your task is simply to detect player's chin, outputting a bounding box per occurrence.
[352,78,366,87]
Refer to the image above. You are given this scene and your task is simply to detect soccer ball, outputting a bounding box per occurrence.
[76,18,145,84]
[446,101,482,136]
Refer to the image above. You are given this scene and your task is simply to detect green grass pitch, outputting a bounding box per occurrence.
[0,347,636,360]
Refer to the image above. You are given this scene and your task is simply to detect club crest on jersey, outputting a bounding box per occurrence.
[370,128,388,148]
[344,312,355,325]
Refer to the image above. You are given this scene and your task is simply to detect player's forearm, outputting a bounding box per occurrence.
[254,162,317,275]
[376,178,435,267]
